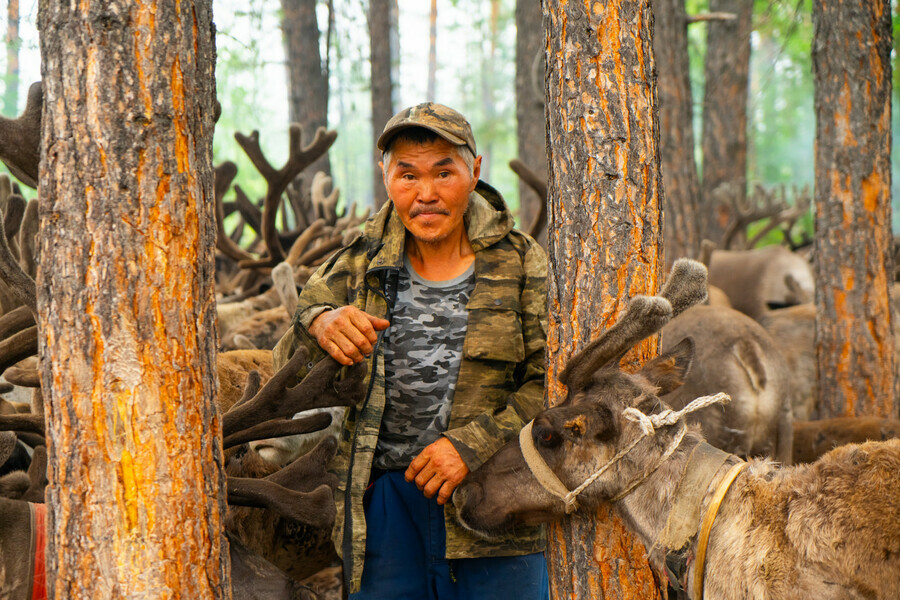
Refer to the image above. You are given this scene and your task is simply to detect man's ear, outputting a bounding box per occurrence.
[470,155,482,189]
[638,337,694,396]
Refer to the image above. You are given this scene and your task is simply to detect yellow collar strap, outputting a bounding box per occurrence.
[693,461,748,600]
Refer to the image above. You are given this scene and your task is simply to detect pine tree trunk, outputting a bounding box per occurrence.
[427,0,437,102]
[653,0,700,261]
[544,1,664,598]
[4,0,18,116]
[812,0,897,418]
[480,0,501,183]
[37,1,229,597]
[282,0,331,179]
[699,0,752,245]
[515,0,547,237]
[369,0,395,209]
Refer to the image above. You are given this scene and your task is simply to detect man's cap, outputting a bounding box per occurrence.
[377,103,476,156]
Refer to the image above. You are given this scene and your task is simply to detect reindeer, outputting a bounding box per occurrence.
[660,304,793,462]
[453,259,900,600]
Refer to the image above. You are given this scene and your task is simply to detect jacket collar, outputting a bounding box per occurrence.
[363,180,514,271]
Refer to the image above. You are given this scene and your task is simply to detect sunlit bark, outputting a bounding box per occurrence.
[38,1,229,597]
[544,1,665,598]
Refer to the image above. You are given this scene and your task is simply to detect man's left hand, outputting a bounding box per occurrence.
[406,437,469,505]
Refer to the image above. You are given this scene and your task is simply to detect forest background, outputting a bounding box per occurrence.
[3,0,900,229]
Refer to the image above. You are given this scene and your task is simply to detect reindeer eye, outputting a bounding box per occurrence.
[534,425,561,448]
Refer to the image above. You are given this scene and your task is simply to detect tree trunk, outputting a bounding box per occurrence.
[544,2,664,599]
[427,0,437,102]
[479,0,501,183]
[282,0,331,179]
[515,0,547,237]
[812,0,896,418]
[653,0,700,261]
[699,0,752,245]
[369,0,395,209]
[4,0,18,116]
[38,1,229,598]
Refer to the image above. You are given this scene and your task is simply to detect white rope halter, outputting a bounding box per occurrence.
[519,393,731,514]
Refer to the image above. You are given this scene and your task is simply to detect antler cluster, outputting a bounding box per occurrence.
[214,125,370,303]
[719,183,812,251]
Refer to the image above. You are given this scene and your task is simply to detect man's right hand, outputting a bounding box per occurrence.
[308,306,390,366]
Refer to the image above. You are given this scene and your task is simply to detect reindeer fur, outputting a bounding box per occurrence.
[661,305,793,462]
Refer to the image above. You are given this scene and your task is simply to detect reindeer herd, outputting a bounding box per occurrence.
[0,82,896,599]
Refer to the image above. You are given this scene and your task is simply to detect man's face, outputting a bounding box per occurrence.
[381,136,481,245]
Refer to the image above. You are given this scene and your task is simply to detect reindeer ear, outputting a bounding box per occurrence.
[639,337,694,396]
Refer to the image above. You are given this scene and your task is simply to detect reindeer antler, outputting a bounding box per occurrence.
[559,259,707,394]
[222,346,365,439]
[235,126,338,269]
[226,436,340,528]
[0,82,41,189]
[214,162,255,263]
[509,158,547,238]
[719,184,811,250]
[0,191,36,316]
[311,171,340,225]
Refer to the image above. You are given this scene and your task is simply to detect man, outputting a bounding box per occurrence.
[273,103,549,598]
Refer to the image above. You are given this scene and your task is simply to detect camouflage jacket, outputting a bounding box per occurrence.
[273,181,547,593]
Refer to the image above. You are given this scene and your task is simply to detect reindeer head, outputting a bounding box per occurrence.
[453,260,708,537]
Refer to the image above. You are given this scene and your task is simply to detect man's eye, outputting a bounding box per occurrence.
[438,171,451,178]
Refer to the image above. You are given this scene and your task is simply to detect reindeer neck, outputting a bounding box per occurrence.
[614,432,746,583]
[613,433,704,552]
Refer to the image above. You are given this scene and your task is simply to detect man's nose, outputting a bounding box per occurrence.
[416,177,438,202]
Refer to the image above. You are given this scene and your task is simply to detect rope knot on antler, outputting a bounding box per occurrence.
[623,393,731,436]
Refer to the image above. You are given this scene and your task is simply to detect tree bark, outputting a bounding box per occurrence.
[4,0,18,116]
[282,0,331,179]
[544,1,664,598]
[515,0,547,238]
[653,0,700,261]
[699,0,752,244]
[369,0,395,209]
[38,1,229,598]
[812,0,896,418]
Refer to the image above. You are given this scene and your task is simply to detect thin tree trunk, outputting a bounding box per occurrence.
[38,1,228,597]
[427,0,437,103]
[369,0,395,209]
[282,0,331,179]
[515,0,547,237]
[700,0,752,245]
[479,0,500,183]
[4,0,18,116]
[654,0,700,261]
[812,0,896,418]
[544,1,664,598]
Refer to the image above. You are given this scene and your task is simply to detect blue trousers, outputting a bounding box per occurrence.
[349,470,550,600]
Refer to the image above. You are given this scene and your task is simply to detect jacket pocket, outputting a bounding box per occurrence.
[463,301,525,363]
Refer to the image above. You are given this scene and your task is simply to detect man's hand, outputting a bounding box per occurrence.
[406,437,469,505]
[308,306,390,366]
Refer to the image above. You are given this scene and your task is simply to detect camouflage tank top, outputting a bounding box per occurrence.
[373,256,475,470]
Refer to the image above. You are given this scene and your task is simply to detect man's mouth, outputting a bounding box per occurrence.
[410,207,450,218]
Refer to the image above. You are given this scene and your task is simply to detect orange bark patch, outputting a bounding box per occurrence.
[861,168,884,214]
[836,76,857,148]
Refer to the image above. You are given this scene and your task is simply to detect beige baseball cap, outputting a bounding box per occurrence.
[377,102,477,156]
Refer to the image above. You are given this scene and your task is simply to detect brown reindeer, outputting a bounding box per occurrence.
[453,259,900,600]
[660,304,794,462]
